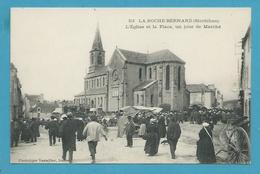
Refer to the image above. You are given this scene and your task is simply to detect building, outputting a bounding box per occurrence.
[186,84,218,109]
[76,26,187,112]
[24,94,58,118]
[24,93,44,117]
[10,63,23,120]
[240,25,251,118]
[74,91,86,106]
[216,90,224,108]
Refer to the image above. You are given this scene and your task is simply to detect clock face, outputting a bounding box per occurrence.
[112,70,119,81]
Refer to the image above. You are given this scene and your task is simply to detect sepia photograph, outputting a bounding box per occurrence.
[10,8,251,164]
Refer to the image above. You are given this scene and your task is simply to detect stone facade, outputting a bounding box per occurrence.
[186,84,217,109]
[76,26,187,112]
[240,26,251,118]
[10,63,23,119]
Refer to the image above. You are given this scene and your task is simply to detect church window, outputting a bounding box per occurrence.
[149,67,152,79]
[98,53,103,64]
[137,94,139,105]
[141,95,144,106]
[151,94,154,106]
[100,97,103,107]
[103,77,105,86]
[86,81,88,90]
[139,68,142,80]
[97,78,99,87]
[92,79,94,88]
[154,66,157,79]
[166,65,170,90]
[178,66,181,90]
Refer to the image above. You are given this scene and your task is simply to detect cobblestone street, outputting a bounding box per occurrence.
[11,122,225,164]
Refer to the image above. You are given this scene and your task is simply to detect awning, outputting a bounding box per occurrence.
[52,107,63,114]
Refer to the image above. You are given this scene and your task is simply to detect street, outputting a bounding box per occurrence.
[11,122,225,164]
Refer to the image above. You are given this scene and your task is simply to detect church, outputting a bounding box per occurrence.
[74,26,188,112]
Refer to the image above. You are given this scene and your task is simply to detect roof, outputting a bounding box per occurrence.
[118,49,147,64]
[74,91,85,97]
[10,63,17,71]
[134,80,158,91]
[186,84,215,93]
[117,48,185,64]
[30,102,59,113]
[91,26,104,51]
[25,94,42,105]
[242,25,251,48]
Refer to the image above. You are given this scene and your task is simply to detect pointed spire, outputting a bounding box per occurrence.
[91,24,104,51]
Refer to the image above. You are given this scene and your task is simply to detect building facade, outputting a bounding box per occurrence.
[240,26,251,118]
[186,84,218,109]
[76,27,187,112]
[10,63,23,120]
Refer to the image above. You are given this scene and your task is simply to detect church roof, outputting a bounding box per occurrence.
[91,26,104,51]
[134,80,158,91]
[117,48,185,64]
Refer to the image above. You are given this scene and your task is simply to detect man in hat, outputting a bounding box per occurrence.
[166,116,181,159]
[59,112,77,163]
[30,117,38,143]
[125,115,136,147]
[45,116,59,146]
[83,115,107,163]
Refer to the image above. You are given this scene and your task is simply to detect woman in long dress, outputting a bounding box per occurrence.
[196,122,216,163]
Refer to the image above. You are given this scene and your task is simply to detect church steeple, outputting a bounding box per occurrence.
[89,25,105,73]
[91,25,104,51]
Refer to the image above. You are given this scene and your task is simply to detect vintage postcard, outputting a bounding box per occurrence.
[10,8,251,164]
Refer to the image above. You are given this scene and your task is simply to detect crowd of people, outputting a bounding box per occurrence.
[11,117,41,147]
[11,107,240,164]
[117,107,238,163]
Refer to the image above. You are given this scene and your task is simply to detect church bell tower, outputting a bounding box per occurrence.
[88,25,105,73]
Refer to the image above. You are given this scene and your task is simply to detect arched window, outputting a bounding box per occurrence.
[139,68,142,80]
[178,66,181,90]
[151,94,154,106]
[98,53,102,64]
[154,66,157,80]
[103,77,105,86]
[165,65,170,90]
[149,67,152,79]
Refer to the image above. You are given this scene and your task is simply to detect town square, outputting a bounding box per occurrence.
[10,8,251,164]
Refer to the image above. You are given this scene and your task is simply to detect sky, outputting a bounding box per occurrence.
[11,8,251,101]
